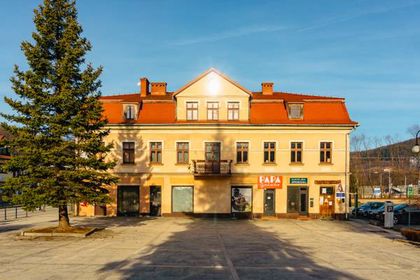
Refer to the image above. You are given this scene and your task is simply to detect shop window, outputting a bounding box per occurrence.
[264,142,276,163]
[172,186,193,213]
[228,102,240,120]
[122,142,135,164]
[150,142,162,163]
[231,187,252,213]
[287,103,303,120]
[291,142,303,163]
[176,142,189,164]
[207,102,219,120]
[320,142,332,163]
[186,102,198,120]
[236,142,248,163]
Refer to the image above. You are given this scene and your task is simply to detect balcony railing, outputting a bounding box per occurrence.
[192,160,232,176]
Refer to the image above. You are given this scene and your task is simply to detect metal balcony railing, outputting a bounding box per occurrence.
[192,160,232,176]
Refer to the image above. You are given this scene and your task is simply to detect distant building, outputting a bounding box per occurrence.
[78,68,357,219]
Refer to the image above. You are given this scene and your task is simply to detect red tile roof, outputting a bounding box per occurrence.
[100,91,356,126]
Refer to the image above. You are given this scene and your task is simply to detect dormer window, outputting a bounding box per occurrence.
[287,103,303,120]
[124,104,136,120]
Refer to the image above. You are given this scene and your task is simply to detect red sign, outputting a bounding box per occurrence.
[258,175,283,189]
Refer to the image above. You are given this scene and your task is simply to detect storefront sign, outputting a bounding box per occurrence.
[314,180,341,185]
[258,175,283,189]
[290,178,308,184]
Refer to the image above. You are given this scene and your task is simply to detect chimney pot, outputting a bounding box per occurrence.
[150,82,167,95]
[140,77,149,97]
[262,82,274,95]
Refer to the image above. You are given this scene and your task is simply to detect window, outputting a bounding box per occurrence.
[236,142,248,163]
[176,142,189,164]
[263,142,276,163]
[228,102,240,120]
[124,105,135,120]
[172,186,193,213]
[150,142,162,163]
[207,102,219,120]
[288,104,303,119]
[186,102,198,120]
[122,142,135,164]
[320,142,332,163]
[291,142,303,163]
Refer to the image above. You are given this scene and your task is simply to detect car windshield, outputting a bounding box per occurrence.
[394,204,408,211]
[375,205,385,211]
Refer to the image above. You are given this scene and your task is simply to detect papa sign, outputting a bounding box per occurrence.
[258,175,283,189]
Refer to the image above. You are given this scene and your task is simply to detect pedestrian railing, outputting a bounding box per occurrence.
[0,205,29,222]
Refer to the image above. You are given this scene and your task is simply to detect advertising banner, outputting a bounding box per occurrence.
[258,175,283,189]
[231,187,252,212]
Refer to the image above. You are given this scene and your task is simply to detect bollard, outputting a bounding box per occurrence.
[15,207,18,219]
[4,207,6,220]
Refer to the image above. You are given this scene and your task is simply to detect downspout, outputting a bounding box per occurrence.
[345,131,350,220]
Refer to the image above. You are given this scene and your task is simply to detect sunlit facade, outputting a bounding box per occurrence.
[78,68,357,219]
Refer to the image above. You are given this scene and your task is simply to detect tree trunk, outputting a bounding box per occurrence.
[58,204,71,230]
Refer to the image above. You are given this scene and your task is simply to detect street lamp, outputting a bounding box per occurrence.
[413,130,420,154]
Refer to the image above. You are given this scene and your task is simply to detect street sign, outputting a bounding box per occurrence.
[407,185,414,198]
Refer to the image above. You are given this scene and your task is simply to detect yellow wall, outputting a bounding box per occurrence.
[176,72,250,121]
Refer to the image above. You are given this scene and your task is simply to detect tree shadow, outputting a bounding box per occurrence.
[72,216,157,229]
[97,218,362,279]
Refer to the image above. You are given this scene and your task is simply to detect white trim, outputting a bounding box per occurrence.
[289,140,305,163]
[262,140,278,163]
[227,100,241,121]
[121,140,136,164]
[185,100,199,121]
[319,140,334,163]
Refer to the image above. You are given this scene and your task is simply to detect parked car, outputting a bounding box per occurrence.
[393,205,420,225]
[353,202,384,217]
[369,204,385,219]
[376,203,408,221]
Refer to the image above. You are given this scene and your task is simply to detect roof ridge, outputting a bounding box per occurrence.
[253,91,343,99]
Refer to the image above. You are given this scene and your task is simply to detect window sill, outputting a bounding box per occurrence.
[175,163,189,166]
[235,162,249,166]
[289,162,304,166]
[319,162,333,166]
[262,162,277,166]
[149,162,163,166]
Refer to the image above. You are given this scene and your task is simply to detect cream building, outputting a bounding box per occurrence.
[78,68,357,219]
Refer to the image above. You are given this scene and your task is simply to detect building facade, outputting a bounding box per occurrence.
[78,68,357,219]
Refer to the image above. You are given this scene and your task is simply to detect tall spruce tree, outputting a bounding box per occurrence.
[0,0,117,230]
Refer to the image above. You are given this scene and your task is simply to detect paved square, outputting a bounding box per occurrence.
[0,211,418,279]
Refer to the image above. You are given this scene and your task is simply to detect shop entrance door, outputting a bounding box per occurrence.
[299,187,308,215]
[287,186,308,215]
[319,186,335,217]
[150,186,161,216]
[117,186,139,216]
[264,189,275,215]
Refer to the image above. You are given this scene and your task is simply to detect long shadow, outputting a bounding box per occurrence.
[0,223,34,233]
[72,216,157,229]
[97,218,362,279]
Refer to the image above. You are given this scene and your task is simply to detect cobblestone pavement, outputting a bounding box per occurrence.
[0,213,418,280]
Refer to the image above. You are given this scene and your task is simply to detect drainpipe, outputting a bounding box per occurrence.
[345,132,349,220]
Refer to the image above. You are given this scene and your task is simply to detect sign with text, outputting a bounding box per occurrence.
[315,180,341,185]
[290,178,308,184]
[258,176,283,189]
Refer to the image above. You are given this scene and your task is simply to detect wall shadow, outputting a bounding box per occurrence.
[97,218,362,279]
[72,216,156,229]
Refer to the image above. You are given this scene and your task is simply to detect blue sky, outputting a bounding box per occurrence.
[0,0,419,140]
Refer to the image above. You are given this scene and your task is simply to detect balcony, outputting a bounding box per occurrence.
[192,160,232,177]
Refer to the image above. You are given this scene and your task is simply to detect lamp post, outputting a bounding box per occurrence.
[409,129,420,229]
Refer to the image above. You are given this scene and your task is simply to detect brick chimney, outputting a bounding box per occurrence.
[262,82,274,95]
[140,77,149,97]
[150,82,167,95]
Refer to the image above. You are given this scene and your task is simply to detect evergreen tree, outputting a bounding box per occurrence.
[0,0,118,230]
